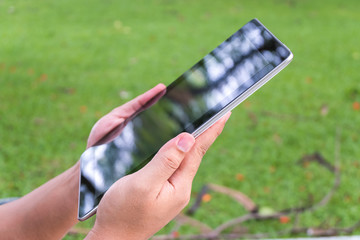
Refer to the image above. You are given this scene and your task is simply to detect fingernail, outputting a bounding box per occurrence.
[177,134,195,153]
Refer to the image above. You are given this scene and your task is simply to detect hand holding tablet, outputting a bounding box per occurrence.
[85,113,230,240]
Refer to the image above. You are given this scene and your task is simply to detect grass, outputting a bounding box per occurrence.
[1,0,360,239]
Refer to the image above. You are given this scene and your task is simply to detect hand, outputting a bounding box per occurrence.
[86,83,166,148]
[86,112,231,240]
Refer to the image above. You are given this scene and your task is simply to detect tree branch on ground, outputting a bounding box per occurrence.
[151,128,359,239]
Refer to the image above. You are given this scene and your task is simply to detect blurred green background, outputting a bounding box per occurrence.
[1,0,359,239]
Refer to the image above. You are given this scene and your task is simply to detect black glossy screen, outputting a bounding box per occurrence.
[79,19,291,219]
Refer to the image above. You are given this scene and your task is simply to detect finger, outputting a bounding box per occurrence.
[100,83,166,131]
[87,83,166,147]
[110,83,166,119]
[137,132,195,189]
[169,112,231,187]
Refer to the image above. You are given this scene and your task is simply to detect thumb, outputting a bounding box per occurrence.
[138,132,195,187]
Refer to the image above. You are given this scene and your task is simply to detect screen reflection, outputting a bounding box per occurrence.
[79,19,291,218]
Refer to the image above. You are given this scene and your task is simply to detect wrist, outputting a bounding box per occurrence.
[60,161,81,211]
[86,224,149,240]
[2,161,81,240]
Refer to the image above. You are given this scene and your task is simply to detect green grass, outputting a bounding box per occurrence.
[1,0,360,239]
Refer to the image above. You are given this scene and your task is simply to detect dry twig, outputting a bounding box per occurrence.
[152,128,358,240]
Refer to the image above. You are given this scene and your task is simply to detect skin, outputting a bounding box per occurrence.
[0,84,230,240]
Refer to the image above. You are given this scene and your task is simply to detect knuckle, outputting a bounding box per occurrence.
[187,165,198,177]
[179,193,191,207]
[183,195,191,206]
[162,152,181,170]
[196,144,209,158]
[175,187,191,208]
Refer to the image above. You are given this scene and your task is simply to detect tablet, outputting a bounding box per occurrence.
[78,18,293,220]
